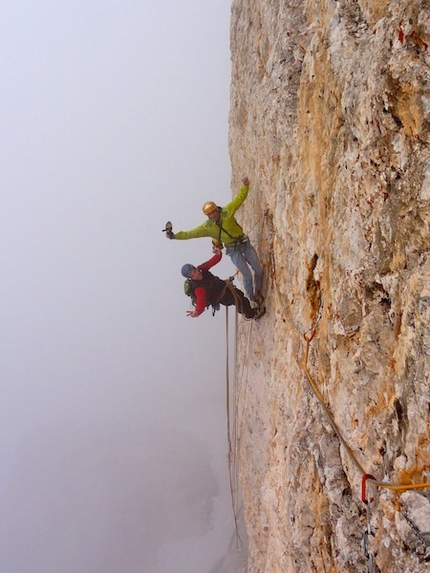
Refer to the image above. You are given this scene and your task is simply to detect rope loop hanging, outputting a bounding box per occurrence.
[225,304,243,551]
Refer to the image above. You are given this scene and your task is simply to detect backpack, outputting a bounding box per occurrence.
[184,279,197,306]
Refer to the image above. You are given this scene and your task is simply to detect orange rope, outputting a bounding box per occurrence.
[274,278,429,495]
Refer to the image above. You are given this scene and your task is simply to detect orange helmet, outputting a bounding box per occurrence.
[202,201,218,215]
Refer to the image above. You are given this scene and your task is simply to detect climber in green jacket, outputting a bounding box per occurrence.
[167,176,263,304]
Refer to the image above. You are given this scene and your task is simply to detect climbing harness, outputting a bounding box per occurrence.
[215,219,244,248]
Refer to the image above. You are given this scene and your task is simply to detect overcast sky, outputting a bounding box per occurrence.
[0,2,248,572]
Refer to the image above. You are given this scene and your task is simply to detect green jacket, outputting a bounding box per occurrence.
[174,183,249,245]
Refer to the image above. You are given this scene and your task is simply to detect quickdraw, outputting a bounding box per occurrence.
[361,474,377,573]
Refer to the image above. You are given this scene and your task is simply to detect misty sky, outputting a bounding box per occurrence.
[1,2,248,572]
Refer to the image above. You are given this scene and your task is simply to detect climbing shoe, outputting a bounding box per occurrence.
[252,306,266,320]
[254,290,264,305]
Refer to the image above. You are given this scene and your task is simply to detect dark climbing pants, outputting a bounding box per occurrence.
[219,286,255,318]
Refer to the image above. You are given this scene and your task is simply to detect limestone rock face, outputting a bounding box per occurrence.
[228,1,429,571]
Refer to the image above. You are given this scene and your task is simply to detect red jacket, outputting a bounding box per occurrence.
[193,251,222,316]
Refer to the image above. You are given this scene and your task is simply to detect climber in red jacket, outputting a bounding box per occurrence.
[181,249,265,320]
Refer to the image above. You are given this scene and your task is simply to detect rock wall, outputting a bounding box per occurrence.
[228,1,430,571]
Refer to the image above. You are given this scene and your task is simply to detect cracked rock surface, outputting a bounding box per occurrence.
[228,1,430,571]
